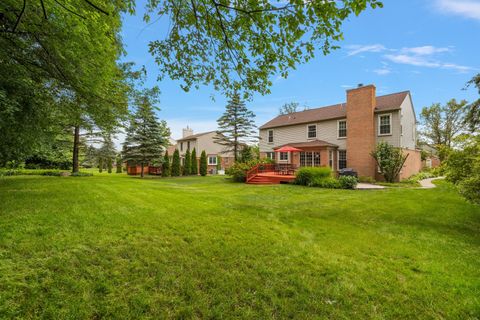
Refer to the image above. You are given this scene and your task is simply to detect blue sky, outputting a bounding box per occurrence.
[121,0,480,140]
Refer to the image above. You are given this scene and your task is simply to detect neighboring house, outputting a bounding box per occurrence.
[258,84,422,181]
[174,127,235,172]
[419,143,441,169]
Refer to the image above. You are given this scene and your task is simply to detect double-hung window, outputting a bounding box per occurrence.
[266,152,275,160]
[279,152,288,161]
[307,124,317,139]
[329,150,334,168]
[338,150,347,170]
[208,156,217,165]
[180,142,183,151]
[338,120,347,138]
[268,130,274,143]
[378,114,392,135]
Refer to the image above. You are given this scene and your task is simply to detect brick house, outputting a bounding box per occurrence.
[258,84,422,181]
[175,127,235,173]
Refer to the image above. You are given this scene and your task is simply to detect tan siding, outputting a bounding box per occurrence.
[259,119,347,152]
[375,110,401,147]
[399,94,417,149]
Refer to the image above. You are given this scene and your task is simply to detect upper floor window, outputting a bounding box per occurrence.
[279,152,288,161]
[208,156,217,165]
[307,124,317,139]
[268,130,274,143]
[338,120,347,138]
[180,142,183,151]
[187,141,191,150]
[338,150,347,170]
[379,114,392,135]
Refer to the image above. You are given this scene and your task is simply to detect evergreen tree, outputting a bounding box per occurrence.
[122,88,170,178]
[239,145,254,163]
[184,149,191,175]
[98,158,104,173]
[171,149,181,177]
[162,151,170,177]
[116,154,123,173]
[214,92,257,161]
[200,150,208,176]
[98,134,116,174]
[191,148,198,175]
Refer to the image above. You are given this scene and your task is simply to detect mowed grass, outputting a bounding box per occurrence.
[0,174,479,319]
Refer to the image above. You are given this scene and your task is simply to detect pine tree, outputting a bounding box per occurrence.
[98,158,103,173]
[171,149,181,176]
[184,149,191,175]
[200,150,207,176]
[214,91,257,161]
[162,151,170,177]
[191,148,198,175]
[99,134,116,174]
[122,88,170,178]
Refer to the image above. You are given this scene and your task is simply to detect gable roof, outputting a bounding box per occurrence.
[259,91,410,129]
[176,131,216,142]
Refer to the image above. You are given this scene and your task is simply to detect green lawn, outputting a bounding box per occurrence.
[0,174,479,319]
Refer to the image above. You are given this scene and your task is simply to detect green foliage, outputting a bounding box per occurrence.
[216,156,222,171]
[71,172,93,177]
[225,158,274,182]
[279,102,299,115]
[310,177,341,189]
[420,99,468,159]
[184,149,191,175]
[338,176,358,190]
[214,92,257,161]
[122,88,170,177]
[171,149,181,177]
[199,151,207,176]
[459,176,480,205]
[358,176,376,184]
[162,151,170,177]
[99,158,104,173]
[294,167,333,186]
[145,1,382,98]
[191,148,198,175]
[116,155,123,173]
[465,74,480,132]
[239,145,254,163]
[371,142,408,183]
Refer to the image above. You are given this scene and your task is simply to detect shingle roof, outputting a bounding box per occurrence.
[259,91,410,129]
[274,140,339,149]
[176,131,216,141]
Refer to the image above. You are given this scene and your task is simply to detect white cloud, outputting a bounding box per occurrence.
[373,67,391,75]
[384,53,473,73]
[400,46,451,55]
[345,44,386,56]
[435,0,480,20]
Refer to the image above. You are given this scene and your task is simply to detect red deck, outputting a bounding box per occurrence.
[247,172,296,185]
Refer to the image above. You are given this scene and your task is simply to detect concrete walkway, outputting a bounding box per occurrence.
[356,183,386,190]
[418,177,445,189]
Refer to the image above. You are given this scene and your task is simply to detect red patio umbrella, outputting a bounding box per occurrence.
[274,146,303,153]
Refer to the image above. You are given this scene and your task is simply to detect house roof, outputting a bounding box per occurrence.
[176,131,216,142]
[260,91,410,129]
[274,140,338,149]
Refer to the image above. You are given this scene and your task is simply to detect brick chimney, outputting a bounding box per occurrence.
[182,126,193,138]
[346,84,377,178]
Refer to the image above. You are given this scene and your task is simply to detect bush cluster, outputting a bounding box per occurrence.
[0,169,68,176]
[294,167,357,189]
[225,158,274,182]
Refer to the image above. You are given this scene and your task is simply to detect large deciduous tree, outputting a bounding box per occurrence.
[465,74,480,132]
[122,88,170,178]
[420,99,467,160]
[145,0,383,97]
[214,92,257,161]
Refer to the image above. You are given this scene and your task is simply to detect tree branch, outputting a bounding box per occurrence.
[12,0,27,33]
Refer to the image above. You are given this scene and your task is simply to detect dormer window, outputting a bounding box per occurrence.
[307,124,317,139]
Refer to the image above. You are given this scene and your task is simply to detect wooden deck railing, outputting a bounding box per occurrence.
[246,163,298,183]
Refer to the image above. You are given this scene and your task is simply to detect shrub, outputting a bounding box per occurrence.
[199,150,207,176]
[371,142,408,183]
[171,149,181,176]
[294,167,332,186]
[162,151,170,177]
[338,176,358,189]
[459,176,480,205]
[225,158,273,182]
[184,149,191,175]
[310,177,341,189]
[191,148,198,175]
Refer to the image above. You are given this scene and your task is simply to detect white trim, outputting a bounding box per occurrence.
[337,150,347,170]
[278,151,289,162]
[306,123,317,140]
[378,113,392,136]
[208,155,217,165]
[337,119,347,139]
[267,129,274,144]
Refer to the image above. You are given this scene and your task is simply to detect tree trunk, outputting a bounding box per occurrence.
[141,162,144,178]
[72,125,80,173]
